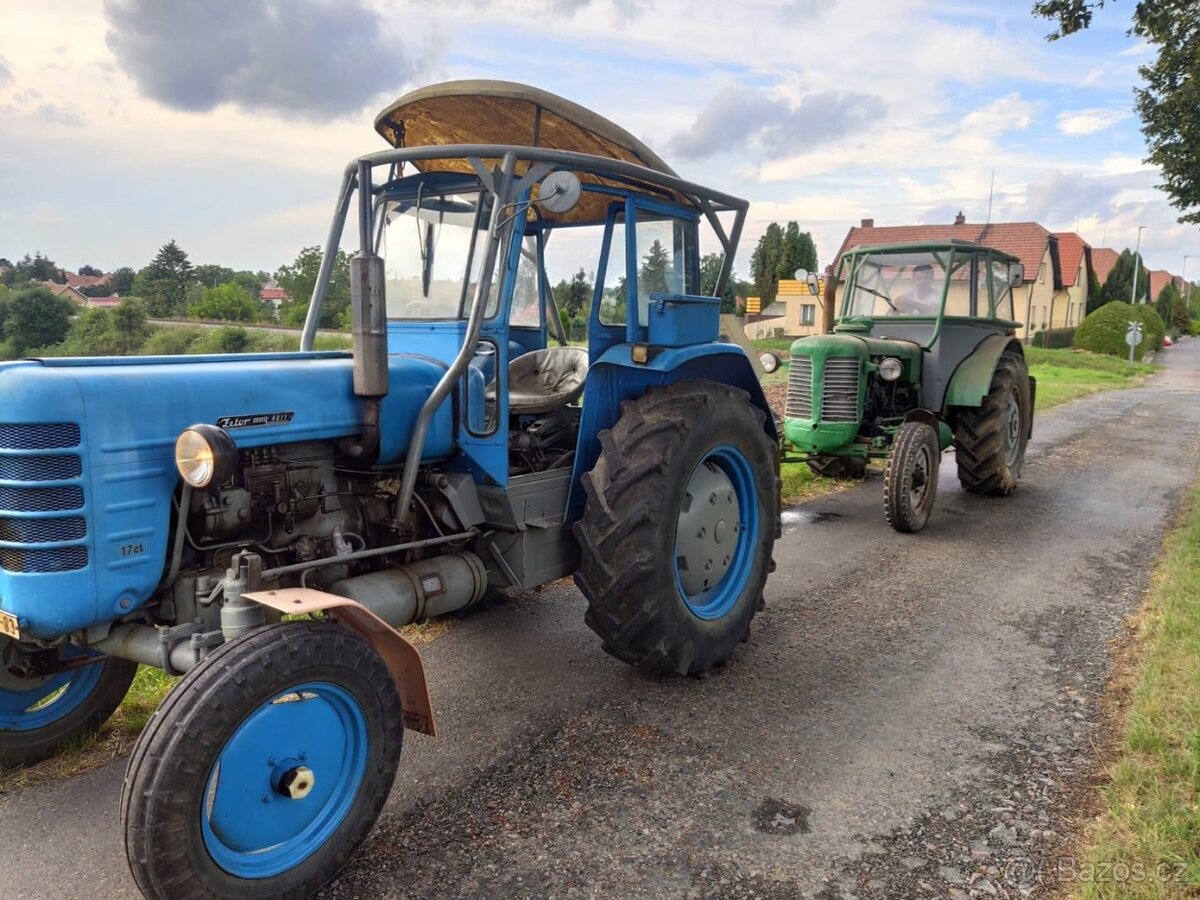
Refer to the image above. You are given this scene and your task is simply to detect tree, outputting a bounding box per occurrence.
[1035,0,1200,223]
[699,253,748,314]
[15,252,61,283]
[1155,280,1180,326]
[109,266,136,296]
[552,267,593,319]
[135,240,193,317]
[191,283,260,322]
[77,264,103,277]
[638,239,672,297]
[193,264,235,288]
[1094,248,1147,312]
[0,286,76,355]
[750,221,818,305]
[275,246,351,329]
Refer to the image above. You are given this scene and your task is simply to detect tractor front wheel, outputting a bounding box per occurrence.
[122,621,404,900]
[574,381,778,676]
[954,352,1031,496]
[806,455,867,479]
[0,638,137,766]
[884,420,940,533]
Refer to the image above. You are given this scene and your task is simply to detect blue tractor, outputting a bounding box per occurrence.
[0,82,779,897]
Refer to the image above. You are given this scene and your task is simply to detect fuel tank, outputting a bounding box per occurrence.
[0,350,453,638]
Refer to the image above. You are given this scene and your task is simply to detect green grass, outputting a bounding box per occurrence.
[109,666,178,734]
[1070,484,1200,898]
[1027,348,1158,411]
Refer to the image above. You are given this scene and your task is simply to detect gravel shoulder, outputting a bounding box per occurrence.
[1,343,1198,899]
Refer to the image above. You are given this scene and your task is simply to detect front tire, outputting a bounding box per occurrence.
[0,639,137,767]
[122,621,404,900]
[884,420,940,533]
[574,381,778,676]
[954,352,1031,496]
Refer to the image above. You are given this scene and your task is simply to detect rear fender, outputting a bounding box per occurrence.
[943,334,1024,409]
[244,588,436,736]
[566,343,774,524]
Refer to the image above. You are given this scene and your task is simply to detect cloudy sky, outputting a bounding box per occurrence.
[1,0,1195,281]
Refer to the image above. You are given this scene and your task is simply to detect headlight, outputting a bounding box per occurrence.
[175,424,237,488]
[878,357,903,381]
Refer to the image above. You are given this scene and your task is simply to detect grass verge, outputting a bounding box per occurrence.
[1068,482,1200,897]
[1026,347,1158,411]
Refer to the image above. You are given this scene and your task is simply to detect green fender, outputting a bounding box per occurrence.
[943,333,1024,409]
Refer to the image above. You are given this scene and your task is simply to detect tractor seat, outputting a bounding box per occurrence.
[506,346,589,415]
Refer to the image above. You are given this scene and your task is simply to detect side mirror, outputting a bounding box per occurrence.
[1010,262,1024,288]
[538,171,582,215]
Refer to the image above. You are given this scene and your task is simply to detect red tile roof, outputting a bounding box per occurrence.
[63,272,110,289]
[834,220,1060,288]
[1148,269,1174,303]
[259,287,290,301]
[86,295,122,307]
[1091,248,1120,285]
[1052,232,1090,287]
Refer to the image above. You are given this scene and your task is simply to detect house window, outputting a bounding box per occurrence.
[801,304,815,325]
[1037,262,1045,284]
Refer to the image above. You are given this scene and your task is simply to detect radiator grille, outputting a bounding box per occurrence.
[0,455,82,482]
[0,546,89,573]
[820,357,861,423]
[0,423,81,450]
[0,516,87,543]
[0,421,89,574]
[785,355,814,419]
[0,486,84,512]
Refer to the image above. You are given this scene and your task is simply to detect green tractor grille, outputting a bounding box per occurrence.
[785,356,813,419]
[820,357,861,422]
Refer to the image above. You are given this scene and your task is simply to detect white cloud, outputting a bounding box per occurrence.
[1057,108,1128,136]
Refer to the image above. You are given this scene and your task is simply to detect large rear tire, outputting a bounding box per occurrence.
[954,352,1031,496]
[806,455,867,479]
[574,381,778,676]
[0,639,137,767]
[122,621,404,900]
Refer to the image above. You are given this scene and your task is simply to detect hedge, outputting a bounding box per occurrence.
[1032,327,1077,349]
[1074,301,1164,359]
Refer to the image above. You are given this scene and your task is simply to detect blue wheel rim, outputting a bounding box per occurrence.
[0,643,105,732]
[200,681,369,879]
[673,444,760,621]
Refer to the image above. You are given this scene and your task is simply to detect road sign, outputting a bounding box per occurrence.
[1125,322,1142,348]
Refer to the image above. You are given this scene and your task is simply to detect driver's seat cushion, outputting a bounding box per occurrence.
[506,346,589,415]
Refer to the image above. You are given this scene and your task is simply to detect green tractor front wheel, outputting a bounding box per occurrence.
[884,420,940,533]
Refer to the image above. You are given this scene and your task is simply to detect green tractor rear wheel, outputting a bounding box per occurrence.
[954,352,1031,496]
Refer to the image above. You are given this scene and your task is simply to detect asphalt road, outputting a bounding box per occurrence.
[3,341,1199,899]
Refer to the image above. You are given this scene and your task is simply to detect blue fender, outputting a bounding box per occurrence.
[566,343,776,524]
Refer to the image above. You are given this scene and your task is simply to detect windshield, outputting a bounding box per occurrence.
[380,191,489,319]
[844,251,952,318]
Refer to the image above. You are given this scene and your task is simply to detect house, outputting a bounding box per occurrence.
[1051,232,1093,328]
[1147,269,1174,305]
[259,280,290,309]
[831,214,1074,340]
[41,282,89,305]
[85,295,122,309]
[1090,248,1120,287]
[61,271,111,291]
[742,277,828,339]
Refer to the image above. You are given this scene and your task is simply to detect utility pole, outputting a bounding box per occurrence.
[1182,255,1190,312]
[1129,225,1146,305]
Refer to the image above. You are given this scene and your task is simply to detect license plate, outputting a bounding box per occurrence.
[0,609,19,640]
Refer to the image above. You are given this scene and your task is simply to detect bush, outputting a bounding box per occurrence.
[140,326,204,355]
[1032,327,1077,349]
[1075,302,1164,358]
[1190,320,1200,337]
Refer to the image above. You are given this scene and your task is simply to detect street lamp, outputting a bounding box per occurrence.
[1129,225,1146,305]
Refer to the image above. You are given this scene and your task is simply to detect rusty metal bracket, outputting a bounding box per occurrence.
[243,587,437,737]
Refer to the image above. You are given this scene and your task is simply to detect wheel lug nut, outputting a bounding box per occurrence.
[277,766,316,800]
[696,528,705,539]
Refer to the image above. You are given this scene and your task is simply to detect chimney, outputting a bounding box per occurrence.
[954,210,966,225]
[860,217,874,228]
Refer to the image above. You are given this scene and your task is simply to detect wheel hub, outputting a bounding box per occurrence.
[675,460,740,597]
[1004,388,1021,467]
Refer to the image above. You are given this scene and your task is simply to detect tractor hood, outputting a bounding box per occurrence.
[0,351,454,637]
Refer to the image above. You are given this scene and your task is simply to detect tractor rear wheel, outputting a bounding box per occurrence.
[884,420,940,533]
[806,455,867,479]
[0,639,137,766]
[574,381,778,676]
[122,621,404,899]
[954,352,1031,496]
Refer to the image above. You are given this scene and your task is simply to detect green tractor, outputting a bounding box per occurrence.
[784,241,1035,532]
